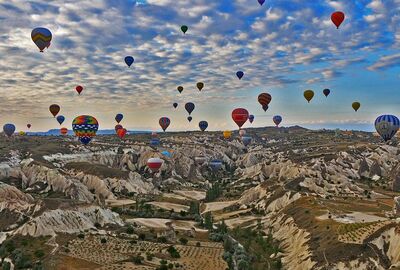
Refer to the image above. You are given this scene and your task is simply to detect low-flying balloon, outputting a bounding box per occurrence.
[125,56,134,67]
[177,86,183,93]
[31,27,52,52]
[56,115,65,125]
[304,90,314,103]
[115,113,123,123]
[173,103,178,109]
[195,155,207,165]
[117,128,127,139]
[19,131,26,136]
[197,82,204,91]
[273,115,282,127]
[147,157,163,172]
[187,116,193,122]
[72,115,99,145]
[375,115,400,142]
[3,124,15,137]
[242,136,252,146]
[232,108,249,128]
[181,25,188,34]
[76,85,83,95]
[209,160,222,171]
[150,138,160,147]
[151,132,158,137]
[239,129,246,137]
[331,11,345,29]
[161,151,172,158]
[185,102,195,115]
[249,115,254,124]
[115,124,123,132]
[323,89,330,97]
[49,104,60,117]
[60,127,68,135]
[159,117,171,132]
[236,71,244,80]
[199,121,208,132]
[352,102,361,112]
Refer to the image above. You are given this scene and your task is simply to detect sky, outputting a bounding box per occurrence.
[0,0,399,132]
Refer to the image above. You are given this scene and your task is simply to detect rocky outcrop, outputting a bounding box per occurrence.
[0,183,34,212]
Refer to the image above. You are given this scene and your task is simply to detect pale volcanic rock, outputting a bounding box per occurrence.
[0,183,34,212]
[371,227,400,267]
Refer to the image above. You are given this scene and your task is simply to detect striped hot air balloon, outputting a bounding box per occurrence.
[72,115,99,145]
[375,115,400,142]
[159,117,171,132]
[31,27,52,52]
[147,158,163,172]
[258,93,272,110]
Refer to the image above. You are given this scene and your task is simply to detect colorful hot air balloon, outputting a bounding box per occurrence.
[60,127,68,135]
[304,90,314,103]
[76,85,83,95]
[273,115,282,127]
[72,115,99,145]
[125,56,134,67]
[147,158,163,172]
[258,93,272,109]
[197,82,204,91]
[199,121,208,132]
[262,105,269,112]
[187,116,193,122]
[223,130,232,139]
[117,128,127,139]
[258,0,265,5]
[249,115,254,124]
[49,104,60,117]
[323,89,330,97]
[209,160,222,171]
[3,124,15,137]
[331,11,345,29]
[115,124,123,132]
[352,102,361,112]
[242,136,252,146]
[239,129,246,137]
[232,108,249,128]
[173,103,178,109]
[177,86,183,93]
[159,117,171,132]
[185,102,195,115]
[150,138,160,147]
[56,115,65,125]
[27,124,31,129]
[375,115,400,142]
[31,27,52,52]
[115,113,123,123]
[181,25,188,34]
[236,71,244,80]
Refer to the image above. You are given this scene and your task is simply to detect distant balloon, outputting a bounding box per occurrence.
[331,11,345,29]
[72,115,99,145]
[147,157,163,172]
[258,93,272,108]
[199,121,208,132]
[19,131,26,136]
[115,113,123,124]
[173,103,178,109]
[197,82,204,91]
[249,115,254,124]
[115,124,123,132]
[117,128,127,139]
[185,102,195,115]
[177,86,183,93]
[352,102,361,112]
[223,130,232,139]
[236,71,244,80]
[304,90,314,103]
[258,0,265,5]
[60,127,68,135]
[150,138,160,147]
[232,108,249,128]
[273,115,282,127]
[187,116,193,122]
[262,105,269,112]
[159,117,171,132]
[181,25,188,34]
[239,129,246,137]
[125,56,134,67]
[209,160,223,171]
[375,115,400,142]
[76,85,83,95]
[27,124,31,129]
[56,115,65,125]
[31,27,52,52]
[49,104,60,117]
[242,136,252,146]
[161,151,172,158]
[3,124,15,137]
[323,89,330,97]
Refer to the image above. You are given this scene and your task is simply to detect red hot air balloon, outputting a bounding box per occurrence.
[159,117,171,132]
[27,124,31,129]
[60,127,68,135]
[258,93,272,109]
[147,157,163,173]
[331,11,345,29]
[49,104,60,117]
[76,85,83,95]
[232,108,249,128]
[117,128,127,139]
[115,124,123,132]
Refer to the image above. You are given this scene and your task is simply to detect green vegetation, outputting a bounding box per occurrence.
[205,182,222,202]
[178,237,188,245]
[166,246,180,258]
[132,255,144,264]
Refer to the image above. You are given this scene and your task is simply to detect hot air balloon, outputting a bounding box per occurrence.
[151,132,158,137]
[273,115,282,127]
[197,82,204,91]
[56,115,65,125]
[125,56,134,67]
[223,130,232,139]
[258,93,272,109]
[209,160,222,171]
[181,25,188,34]
[117,128,127,139]
[242,136,252,146]
[258,0,265,5]
[159,117,171,132]
[60,127,68,135]
[262,105,269,112]
[115,114,123,123]
[19,131,26,136]
[3,124,15,137]
[195,155,207,165]
[150,138,160,147]
[49,104,60,117]
[173,103,178,108]
[239,129,246,137]
[115,124,123,132]
[236,71,244,80]
[31,27,52,52]
[304,90,314,103]
[76,85,83,95]
[27,124,31,129]
[199,121,208,132]
[375,115,400,142]
[161,151,172,158]
[232,108,249,128]
[72,115,99,145]
[177,86,183,93]
[187,116,193,122]
[249,115,254,124]
[331,11,345,29]
[323,89,330,97]
[352,102,361,112]
[147,157,163,172]
[185,102,195,115]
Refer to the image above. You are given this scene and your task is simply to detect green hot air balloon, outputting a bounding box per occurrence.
[181,25,188,34]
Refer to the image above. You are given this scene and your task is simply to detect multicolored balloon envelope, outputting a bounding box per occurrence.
[31,27,52,52]
[273,115,282,127]
[242,136,252,146]
[72,115,99,145]
[56,115,65,125]
[375,115,400,142]
[159,117,171,132]
[232,108,249,128]
[60,127,68,135]
[161,151,172,158]
[115,124,123,132]
[199,121,208,132]
[147,157,163,172]
[3,124,15,137]
[209,160,223,171]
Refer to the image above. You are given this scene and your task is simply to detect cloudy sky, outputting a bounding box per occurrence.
[0,0,399,132]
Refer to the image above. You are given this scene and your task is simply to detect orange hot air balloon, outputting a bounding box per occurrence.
[303,90,314,103]
[223,130,232,139]
[258,93,272,108]
[117,128,127,139]
[60,127,68,135]
[49,104,60,117]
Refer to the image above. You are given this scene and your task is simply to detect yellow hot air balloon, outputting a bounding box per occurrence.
[223,130,232,139]
[304,90,314,103]
[352,102,361,112]
[19,131,26,136]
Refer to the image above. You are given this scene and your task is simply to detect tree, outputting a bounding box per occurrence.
[189,201,200,215]
[179,238,188,245]
[126,226,134,234]
[204,212,213,230]
[101,238,107,244]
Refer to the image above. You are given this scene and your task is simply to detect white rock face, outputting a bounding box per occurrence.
[371,227,400,267]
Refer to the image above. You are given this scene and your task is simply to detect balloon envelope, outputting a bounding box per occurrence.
[76,85,83,95]
[147,157,163,172]
[177,86,183,93]
[115,113,123,123]
[197,82,204,91]
[161,151,172,158]
[242,136,252,146]
[232,108,249,128]
[181,25,188,34]
[49,104,60,117]
[125,56,134,67]
[223,130,232,139]
[150,138,160,147]
[31,27,52,52]
[375,115,400,142]
[304,90,314,103]
[236,71,244,80]
[159,117,171,132]
[239,129,246,137]
[27,124,31,129]
[209,160,222,171]
[352,102,361,112]
[173,103,178,108]
[60,127,68,135]
[323,89,330,97]
[195,155,207,165]
[115,124,123,132]
[72,115,99,145]
[273,115,282,126]
[3,124,15,137]
[262,105,269,112]
[258,93,272,107]
[258,0,265,5]
[56,115,65,125]
[199,121,208,132]
[187,116,193,122]
[331,11,345,29]
[185,102,195,115]
[117,128,127,139]
[249,115,254,123]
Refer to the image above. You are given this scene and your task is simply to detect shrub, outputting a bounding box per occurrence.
[94,222,101,229]
[101,238,107,244]
[168,263,174,269]
[196,242,201,247]
[179,238,188,245]
[34,250,45,258]
[158,236,167,243]
[126,226,134,234]
[133,255,144,264]
[167,246,180,258]
[78,233,85,239]
[146,253,154,261]
[139,233,146,240]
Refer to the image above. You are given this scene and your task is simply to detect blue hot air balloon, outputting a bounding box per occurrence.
[56,115,65,125]
[236,71,244,80]
[249,115,254,124]
[185,102,195,115]
[242,136,252,146]
[199,121,208,132]
[273,115,282,127]
[375,115,400,142]
[187,116,193,122]
[161,150,172,158]
[3,124,15,137]
[209,160,222,171]
[125,56,134,67]
[115,113,123,124]
[150,138,160,147]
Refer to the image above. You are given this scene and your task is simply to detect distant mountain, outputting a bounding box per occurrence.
[26,129,152,136]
